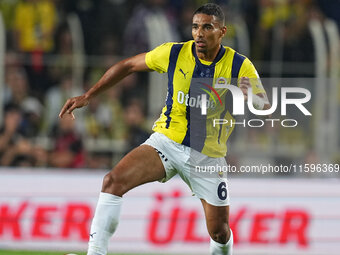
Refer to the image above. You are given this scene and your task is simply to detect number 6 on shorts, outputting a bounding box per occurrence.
[217,181,227,200]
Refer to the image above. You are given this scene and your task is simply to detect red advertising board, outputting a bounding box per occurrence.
[1,169,340,254]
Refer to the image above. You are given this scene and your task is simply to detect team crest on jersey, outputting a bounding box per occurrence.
[214,77,227,88]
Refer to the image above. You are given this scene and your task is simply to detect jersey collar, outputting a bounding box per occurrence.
[192,42,226,67]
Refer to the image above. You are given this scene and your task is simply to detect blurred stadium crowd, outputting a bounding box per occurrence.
[0,0,339,171]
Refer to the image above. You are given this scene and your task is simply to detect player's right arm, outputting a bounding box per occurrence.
[59,53,150,118]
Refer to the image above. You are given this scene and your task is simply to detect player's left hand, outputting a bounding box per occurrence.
[239,77,251,101]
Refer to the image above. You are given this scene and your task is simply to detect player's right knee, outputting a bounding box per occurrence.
[210,230,228,244]
[102,172,125,196]
[209,225,230,244]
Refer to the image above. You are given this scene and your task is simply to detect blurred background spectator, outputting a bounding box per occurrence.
[49,113,85,168]
[4,68,43,137]
[12,0,57,99]
[44,73,82,134]
[0,104,47,167]
[123,98,150,153]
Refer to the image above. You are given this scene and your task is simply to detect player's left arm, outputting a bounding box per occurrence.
[238,58,271,110]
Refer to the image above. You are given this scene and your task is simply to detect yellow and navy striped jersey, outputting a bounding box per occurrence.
[145,40,265,157]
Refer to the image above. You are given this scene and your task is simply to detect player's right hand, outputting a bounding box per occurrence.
[59,95,89,119]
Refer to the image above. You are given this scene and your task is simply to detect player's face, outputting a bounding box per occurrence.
[192,13,226,54]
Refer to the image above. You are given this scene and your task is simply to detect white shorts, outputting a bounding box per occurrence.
[142,132,230,206]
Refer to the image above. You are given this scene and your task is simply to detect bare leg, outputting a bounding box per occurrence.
[201,199,233,255]
[102,145,166,196]
[88,145,166,255]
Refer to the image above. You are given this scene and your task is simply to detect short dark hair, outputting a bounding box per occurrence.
[193,3,225,25]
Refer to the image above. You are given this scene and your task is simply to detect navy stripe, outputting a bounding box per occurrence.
[231,52,246,85]
[218,52,245,143]
[231,52,246,78]
[181,103,191,147]
[165,44,183,128]
[182,43,217,150]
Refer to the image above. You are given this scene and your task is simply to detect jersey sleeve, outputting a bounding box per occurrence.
[145,42,174,73]
[239,58,265,95]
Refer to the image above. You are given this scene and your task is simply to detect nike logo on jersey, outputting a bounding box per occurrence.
[179,68,189,79]
[90,232,96,238]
